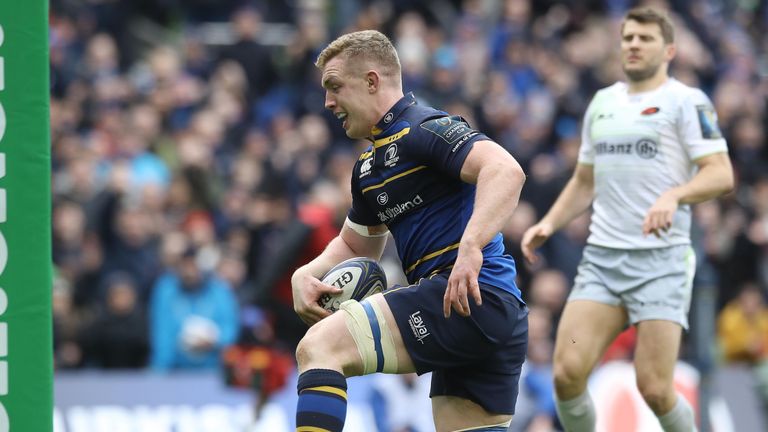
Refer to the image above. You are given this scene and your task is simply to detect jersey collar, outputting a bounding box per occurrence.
[371,92,417,137]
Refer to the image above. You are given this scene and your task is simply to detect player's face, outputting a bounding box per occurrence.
[620,20,673,82]
[321,56,377,139]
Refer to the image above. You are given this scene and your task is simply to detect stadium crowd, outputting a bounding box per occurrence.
[50,0,767,429]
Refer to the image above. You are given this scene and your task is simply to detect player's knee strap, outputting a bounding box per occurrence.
[340,299,398,374]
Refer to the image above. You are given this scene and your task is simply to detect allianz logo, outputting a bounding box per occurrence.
[377,194,423,222]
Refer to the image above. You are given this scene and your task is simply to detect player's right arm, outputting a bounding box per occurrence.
[521,163,595,264]
[291,219,388,326]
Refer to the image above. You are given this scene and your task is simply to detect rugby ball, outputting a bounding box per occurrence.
[318,257,387,312]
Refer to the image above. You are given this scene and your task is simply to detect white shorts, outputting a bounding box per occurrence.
[568,244,696,330]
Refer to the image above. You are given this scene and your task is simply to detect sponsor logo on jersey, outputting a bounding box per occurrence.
[641,107,660,115]
[384,112,393,123]
[595,142,633,155]
[635,139,658,159]
[359,157,373,178]
[377,192,388,205]
[384,143,399,167]
[594,139,658,159]
[408,311,431,344]
[377,194,423,222]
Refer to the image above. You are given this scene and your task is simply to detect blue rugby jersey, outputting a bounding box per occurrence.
[348,93,522,300]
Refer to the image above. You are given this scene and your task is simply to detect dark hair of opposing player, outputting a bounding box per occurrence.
[622,7,675,44]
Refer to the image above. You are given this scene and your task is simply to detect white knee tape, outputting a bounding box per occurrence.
[340,299,398,374]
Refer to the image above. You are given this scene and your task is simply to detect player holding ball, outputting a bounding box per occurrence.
[291,30,527,432]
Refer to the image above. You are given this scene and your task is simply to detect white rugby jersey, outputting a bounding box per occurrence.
[578,78,728,249]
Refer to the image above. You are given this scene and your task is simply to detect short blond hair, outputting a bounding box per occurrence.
[315,30,401,80]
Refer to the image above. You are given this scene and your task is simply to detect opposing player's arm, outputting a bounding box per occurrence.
[291,219,388,325]
[671,152,734,204]
[642,152,734,237]
[521,163,594,263]
[444,140,525,317]
[644,90,734,237]
[521,90,601,262]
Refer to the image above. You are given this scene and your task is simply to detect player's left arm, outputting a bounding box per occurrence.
[644,90,734,238]
[643,152,734,237]
[444,140,526,317]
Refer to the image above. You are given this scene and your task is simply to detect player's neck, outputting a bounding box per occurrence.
[377,88,405,115]
[627,72,669,94]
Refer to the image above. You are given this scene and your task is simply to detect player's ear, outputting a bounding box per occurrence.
[665,43,676,61]
[365,71,380,93]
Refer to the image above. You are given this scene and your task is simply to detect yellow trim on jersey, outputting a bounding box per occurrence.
[382,284,415,296]
[297,427,332,432]
[405,242,460,274]
[374,127,410,148]
[361,165,427,193]
[429,265,453,276]
[359,150,373,160]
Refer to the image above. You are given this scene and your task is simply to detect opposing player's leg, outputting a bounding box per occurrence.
[294,292,414,432]
[634,319,696,432]
[552,300,627,431]
[629,245,697,431]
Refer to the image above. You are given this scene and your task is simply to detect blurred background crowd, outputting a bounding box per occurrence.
[49,0,768,430]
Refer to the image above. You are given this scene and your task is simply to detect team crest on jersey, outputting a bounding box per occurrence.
[384,143,400,167]
[641,107,660,115]
[696,104,723,139]
[360,157,373,178]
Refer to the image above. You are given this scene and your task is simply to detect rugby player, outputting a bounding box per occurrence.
[521,7,734,432]
[291,30,528,432]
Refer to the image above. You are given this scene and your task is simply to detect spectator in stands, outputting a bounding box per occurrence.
[81,272,149,368]
[149,246,238,370]
[512,306,557,432]
[218,6,279,104]
[52,274,84,369]
[528,268,568,337]
[718,281,768,410]
[718,282,768,364]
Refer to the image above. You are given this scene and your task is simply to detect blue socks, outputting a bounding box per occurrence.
[296,369,348,432]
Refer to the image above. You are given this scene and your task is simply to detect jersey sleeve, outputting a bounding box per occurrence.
[679,89,728,160]
[347,161,382,226]
[577,95,599,165]
[413,115,490,177]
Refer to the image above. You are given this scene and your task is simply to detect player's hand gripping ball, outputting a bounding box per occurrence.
[319,257,387,312]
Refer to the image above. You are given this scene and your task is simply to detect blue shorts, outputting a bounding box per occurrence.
[383,274,528,414]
